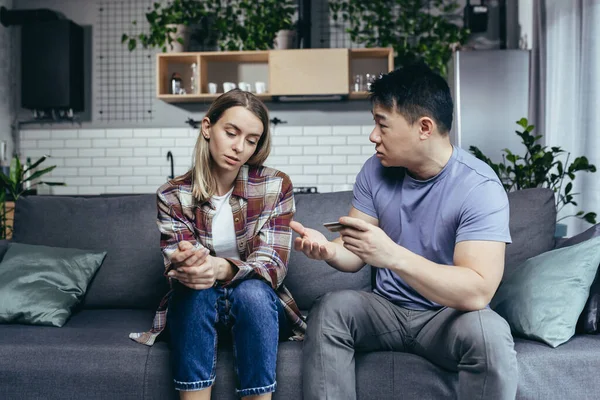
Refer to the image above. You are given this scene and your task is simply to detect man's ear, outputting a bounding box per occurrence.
[201,117,211,139]
[418,117,435,139]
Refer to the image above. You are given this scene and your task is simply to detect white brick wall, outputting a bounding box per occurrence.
[19,125,375,195]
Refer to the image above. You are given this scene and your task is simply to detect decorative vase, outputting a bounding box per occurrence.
[273,29,296,50]
[165,24,190,53]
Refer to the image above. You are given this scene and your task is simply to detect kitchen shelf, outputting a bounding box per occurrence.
[156,48,394,102]
[348,92,372,100]
[158,93,273,103]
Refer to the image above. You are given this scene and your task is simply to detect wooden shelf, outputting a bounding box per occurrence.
[159,93,273,103]
[199,50,269,62]
[156,48,394,102]
[348,91,371,100]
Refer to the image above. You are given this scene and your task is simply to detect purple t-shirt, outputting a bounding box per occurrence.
[353,146,511,310]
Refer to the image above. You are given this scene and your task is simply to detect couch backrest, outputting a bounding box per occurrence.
[10,187,557,311]
[285,191,372,310]
[12,194,167,310]
[504,188,557,279]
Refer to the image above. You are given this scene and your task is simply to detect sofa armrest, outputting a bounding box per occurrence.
[555,223,600,249]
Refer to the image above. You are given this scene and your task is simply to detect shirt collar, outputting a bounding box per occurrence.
[199,164,249,209]
[232,164,248,200]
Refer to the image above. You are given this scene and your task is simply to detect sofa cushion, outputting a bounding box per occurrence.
[285,191,372,310]
[145,340,303,400]
[492,236,600,347]
[0,309,155,400]
[505,188,556,279]
[0,243,106,327]
[12,195,168,310]
[557,223,600,333]
[514,335,600,399]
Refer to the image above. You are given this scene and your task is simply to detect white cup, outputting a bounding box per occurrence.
[255,81,266,94]
[223,82,236,92]
[238,82,252,92]
[208,82,217,94]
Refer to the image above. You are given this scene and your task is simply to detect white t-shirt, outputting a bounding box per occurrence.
[211,187,241,260]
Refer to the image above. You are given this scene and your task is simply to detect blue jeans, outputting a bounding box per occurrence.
[168,279,291,397]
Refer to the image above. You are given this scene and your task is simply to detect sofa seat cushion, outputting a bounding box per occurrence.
[356,335,600,400]
[146,340,455,400]
[145,340,304,400]
[514,335,600,399]
[0,309,156,400]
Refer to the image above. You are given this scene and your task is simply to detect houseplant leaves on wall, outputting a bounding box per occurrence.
[122,0,297,52]
[216,0,297,51]
[470,118,597,225]
[328,0,469,76]
[121,0,214,52]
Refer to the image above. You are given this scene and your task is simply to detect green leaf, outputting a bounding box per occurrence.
[24,156,49,174]
[516,118,528,128]
[39,181,66,186]
[583,212,597,224]
[23,166,56,183]
[0,173,14,191]
[9,156,21,184]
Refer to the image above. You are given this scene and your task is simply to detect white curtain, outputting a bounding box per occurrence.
[532,0,600,235]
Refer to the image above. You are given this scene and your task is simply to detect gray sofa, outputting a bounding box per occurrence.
[0,187,599,399]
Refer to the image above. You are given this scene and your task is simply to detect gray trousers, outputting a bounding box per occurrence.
[302,290,518,400]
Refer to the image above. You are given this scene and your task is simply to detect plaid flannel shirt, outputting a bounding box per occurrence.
[129,164,306,346]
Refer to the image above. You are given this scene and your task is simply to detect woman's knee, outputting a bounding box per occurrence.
[229,279,278,316]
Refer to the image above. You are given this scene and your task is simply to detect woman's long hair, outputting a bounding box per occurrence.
[175,89,271,203]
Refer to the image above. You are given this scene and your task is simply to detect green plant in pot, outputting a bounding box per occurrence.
[122,0,214,52]
[329,0,470,76]
[0,155,65,239]
[216,0,297,51]
[469,118,597,234]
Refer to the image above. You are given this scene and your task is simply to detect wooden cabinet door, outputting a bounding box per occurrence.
[269,49,349,96]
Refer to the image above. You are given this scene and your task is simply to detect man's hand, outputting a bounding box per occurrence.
[290,221,337,261]
[338,216,400,269]
[167,241,218,290]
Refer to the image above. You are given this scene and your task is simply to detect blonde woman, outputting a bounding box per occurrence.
[130,89,305,400]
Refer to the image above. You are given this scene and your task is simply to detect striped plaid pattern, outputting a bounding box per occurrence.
[129,165,306,346]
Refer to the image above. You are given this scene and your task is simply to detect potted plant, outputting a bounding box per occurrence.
[328,0,470,76]
[0,155,65,240]
[469,118,597,235]
[122,0,214,52]
[215,0,297,51]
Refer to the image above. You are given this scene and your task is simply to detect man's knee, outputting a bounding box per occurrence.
[308,290,367,332]
[459,309,517,374]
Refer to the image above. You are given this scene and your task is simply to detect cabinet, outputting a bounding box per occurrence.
[156,48,394,103]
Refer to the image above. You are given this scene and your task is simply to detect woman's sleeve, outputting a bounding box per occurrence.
[224,175,295,289]
[156,189,202,273]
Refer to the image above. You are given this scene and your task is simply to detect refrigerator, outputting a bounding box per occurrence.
[448,50,531,164]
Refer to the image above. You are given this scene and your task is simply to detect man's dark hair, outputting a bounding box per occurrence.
[369,62,454,134]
